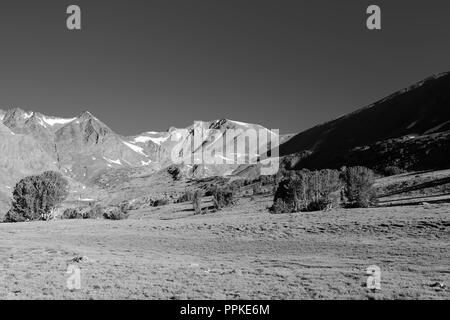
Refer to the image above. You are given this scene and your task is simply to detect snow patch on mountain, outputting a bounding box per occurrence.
[424,120,450,135]
[24,112,33,119]
[228,120,251,127]
[122,159,132,166]
[133,135,169,145]
[122,141,147,156]
[217,154,233,161]
[170,131,184,141]
[103,157,122,165]
[406,121,418,129]
[36,118,48,128]
[133,136,153,143]
[42,116,76,126]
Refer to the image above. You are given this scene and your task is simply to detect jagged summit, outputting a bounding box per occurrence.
[3,107,33,122]
[77,110,96,119]
[56,110,113,145]
[73,110,111,130]
[5,106,29,114]
[3,108,35,133]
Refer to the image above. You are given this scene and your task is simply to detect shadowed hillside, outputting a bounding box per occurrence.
[280,72,450,170]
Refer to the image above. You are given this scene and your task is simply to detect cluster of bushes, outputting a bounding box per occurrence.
[381,165,406,176]
[103,207,129,220]
[152,199,169,207]
[61,208,83,219]
[211,186,235,210]
[271,169,341,213]
[62,203,129,221]
[196,175,276,199]
[4,171,69,223]
[84,205,104,219]
[179,175,276,213]
[341,166,377,208]
[271,166,377,214]
[227,176,275,192]
[61,204,106,220]
[178,186,234,214]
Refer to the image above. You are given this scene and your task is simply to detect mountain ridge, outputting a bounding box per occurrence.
[279,71,450,170]
[0,109,281,188]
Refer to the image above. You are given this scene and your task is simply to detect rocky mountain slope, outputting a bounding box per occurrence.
[0,108,281,211]
[0,122,59,212]
[0,109,281,180]
[280,72,450,171]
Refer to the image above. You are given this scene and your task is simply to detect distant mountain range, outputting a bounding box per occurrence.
[0,108,281,200]
[1,71,449,212]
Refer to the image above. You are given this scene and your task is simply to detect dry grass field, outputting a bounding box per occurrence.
[0,194,448,300]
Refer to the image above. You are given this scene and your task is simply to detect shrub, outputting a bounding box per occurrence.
[270,198,295,214]
[252,182,262,195]
[382,165,406,176]
[192,190,203,215]
[62,208,83,219]
[271,169,341,213]
[260,175,276,186]
[177,190,195,203]
[306,198,331,212]
[4,209,27,223]
[167,165,181,181]
[153,199,169,207]
[4,171,69,222]
[118,201,132,214]
[103,208,128,220]
[212,186,235,210]
[83,205,104,219]
[270,179,297,213]
[341,166,377,208]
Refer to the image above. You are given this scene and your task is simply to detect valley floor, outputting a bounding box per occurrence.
[0,196,449,300]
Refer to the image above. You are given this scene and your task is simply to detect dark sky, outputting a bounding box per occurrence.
[0,0,449,135]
